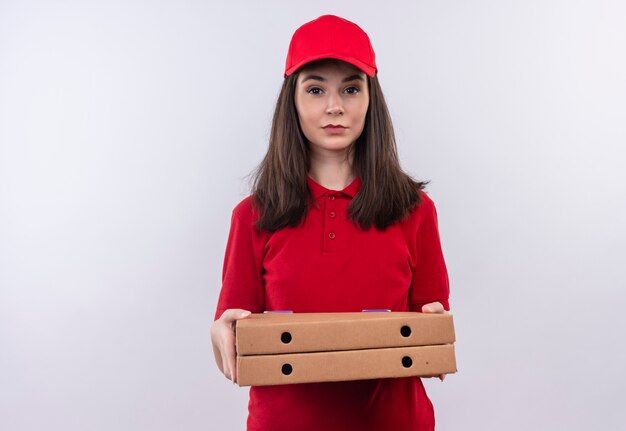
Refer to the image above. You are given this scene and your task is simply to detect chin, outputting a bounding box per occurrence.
[318,137,354,148]
[318,143,352,152]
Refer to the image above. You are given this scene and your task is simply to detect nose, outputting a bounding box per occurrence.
[325,91,344,115]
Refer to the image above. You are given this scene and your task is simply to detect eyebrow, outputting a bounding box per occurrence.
[300,74,365,84]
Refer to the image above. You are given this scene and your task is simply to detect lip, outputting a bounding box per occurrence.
[322,124,348,134]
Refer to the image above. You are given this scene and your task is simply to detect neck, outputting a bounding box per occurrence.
[308,150,356,190]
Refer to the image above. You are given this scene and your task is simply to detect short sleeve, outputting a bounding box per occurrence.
[408,195,451,312]
[214,204,266,320]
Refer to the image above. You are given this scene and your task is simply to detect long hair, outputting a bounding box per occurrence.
[250,67,429,232]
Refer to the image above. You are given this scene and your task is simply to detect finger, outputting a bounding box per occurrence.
[221,351,232,381]
[421,302,445,314]
[220,309,252,324]
[210,323,226,373]
[222,333,237,384]
[231,356,238,385]
[221,346,238,384]
[212,342,224,372]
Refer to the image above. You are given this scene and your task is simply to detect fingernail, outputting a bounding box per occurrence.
[241,311,251,318]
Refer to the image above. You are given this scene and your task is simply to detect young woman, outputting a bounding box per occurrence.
[211,14,451,431]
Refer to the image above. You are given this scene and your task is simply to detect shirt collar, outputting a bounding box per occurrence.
[306,175,361,199]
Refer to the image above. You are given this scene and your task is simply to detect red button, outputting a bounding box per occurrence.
[328,232,336,239]
[329,211,336,218]
[328,195,335,201]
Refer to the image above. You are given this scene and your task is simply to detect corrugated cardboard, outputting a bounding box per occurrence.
[237,344,457,386]
[236,312,455,355]
[234,312,457,386]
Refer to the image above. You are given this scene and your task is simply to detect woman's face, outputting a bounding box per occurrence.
[294,60,369,158]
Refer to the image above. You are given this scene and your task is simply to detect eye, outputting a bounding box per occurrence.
[345,86,360,94]
[307,87,323,95]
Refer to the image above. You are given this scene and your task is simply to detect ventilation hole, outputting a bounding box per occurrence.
[281,363,293,375]
[281,332,292,344]
[402,356,413,368]
[400,325,412,337]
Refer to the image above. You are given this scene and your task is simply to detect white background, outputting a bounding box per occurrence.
[1,1,625,430]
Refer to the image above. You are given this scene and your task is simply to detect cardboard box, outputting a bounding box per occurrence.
[236,312,455,355]
[235,312,457,386]
[237,344,456,386]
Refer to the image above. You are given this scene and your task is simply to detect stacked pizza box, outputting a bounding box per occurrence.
[235,312,457,386]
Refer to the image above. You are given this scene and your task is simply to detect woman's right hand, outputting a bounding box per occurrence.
[211,309,252,384]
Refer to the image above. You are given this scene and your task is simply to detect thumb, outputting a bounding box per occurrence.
[421,302,444,313]
[220,309,252,323]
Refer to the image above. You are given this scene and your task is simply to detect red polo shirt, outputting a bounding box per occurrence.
[215,175,451,431]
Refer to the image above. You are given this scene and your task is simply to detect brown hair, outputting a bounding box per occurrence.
[249,62,429,232]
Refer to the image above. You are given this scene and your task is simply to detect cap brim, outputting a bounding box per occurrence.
[285,54,377,77]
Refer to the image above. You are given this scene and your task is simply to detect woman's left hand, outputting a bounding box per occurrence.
[421,301,448,382]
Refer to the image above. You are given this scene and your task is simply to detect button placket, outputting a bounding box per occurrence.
[324,193,338,251]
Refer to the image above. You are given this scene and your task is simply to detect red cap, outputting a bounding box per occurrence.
[284,15,377,77]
